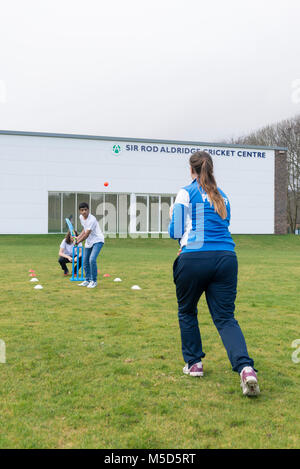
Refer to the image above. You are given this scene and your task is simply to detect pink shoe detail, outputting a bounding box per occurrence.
[240,367,260,396]
[183,362,204,377]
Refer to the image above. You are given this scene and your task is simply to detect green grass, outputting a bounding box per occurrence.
[0,234,300,449]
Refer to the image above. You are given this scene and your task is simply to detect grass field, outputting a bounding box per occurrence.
[0,234,300,449]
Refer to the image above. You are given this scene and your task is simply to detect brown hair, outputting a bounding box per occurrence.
[65,230,78,245]
[189,151,227,220]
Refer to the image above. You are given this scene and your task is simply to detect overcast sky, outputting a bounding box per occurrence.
[0,0,299,142]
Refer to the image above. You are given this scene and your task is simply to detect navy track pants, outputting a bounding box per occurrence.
[173,250,254,374]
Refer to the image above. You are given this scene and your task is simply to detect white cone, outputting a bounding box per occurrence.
[131,285,141,290]
[34,285,43,290]
[30,278,39,282]
[114,278,122,282]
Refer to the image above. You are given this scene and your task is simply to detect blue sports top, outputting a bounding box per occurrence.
[168,179,235,253]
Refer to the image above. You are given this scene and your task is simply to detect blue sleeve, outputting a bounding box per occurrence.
[218,188,231,225]
[226,200,231,225]
[168,204,188,240]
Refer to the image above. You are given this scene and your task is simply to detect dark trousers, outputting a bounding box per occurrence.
[173,251,254,374]
[58,256,82,274]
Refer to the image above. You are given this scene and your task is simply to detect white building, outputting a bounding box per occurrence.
[0,130,287,235]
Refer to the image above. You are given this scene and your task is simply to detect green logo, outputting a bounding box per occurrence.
[112,144,121,155]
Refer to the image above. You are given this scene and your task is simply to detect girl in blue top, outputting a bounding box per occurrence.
[169,151,260,397]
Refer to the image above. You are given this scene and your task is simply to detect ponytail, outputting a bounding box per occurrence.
[189,152,227,220]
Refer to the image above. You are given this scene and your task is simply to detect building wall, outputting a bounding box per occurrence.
[274,150,288,234]
[0,133,279,234]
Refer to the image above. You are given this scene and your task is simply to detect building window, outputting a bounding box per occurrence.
[91,193,104,231]
[62,193,76,232]
[136,195,148,233]
[118,194,130,235]
[105,194,118,233]
[149,195,160,233]
[48,192,62,233]
[48,192,175,235]
[161,196,173,232]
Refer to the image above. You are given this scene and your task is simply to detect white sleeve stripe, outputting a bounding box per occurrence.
[174,189,190,207]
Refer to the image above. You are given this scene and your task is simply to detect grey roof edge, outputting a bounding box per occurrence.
[0,129,288,151]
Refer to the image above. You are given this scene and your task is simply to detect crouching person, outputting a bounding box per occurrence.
[58,230,82,276]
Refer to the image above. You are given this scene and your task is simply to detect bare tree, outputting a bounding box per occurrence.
[229,115,300,233]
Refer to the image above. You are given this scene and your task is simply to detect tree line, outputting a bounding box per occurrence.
[229,114,300,233]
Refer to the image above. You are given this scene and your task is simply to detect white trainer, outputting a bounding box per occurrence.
[183,362,204,377]
[87,281,97,288]
[78,281,90,287]
[240,366,260,397]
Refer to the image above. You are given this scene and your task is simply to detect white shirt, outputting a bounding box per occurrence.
[80,213,104,248]
[173,189,192,248]
[60,239,82,256]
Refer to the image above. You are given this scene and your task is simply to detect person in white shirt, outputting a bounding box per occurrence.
[75,202,104,289]
[58,230,82,276]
